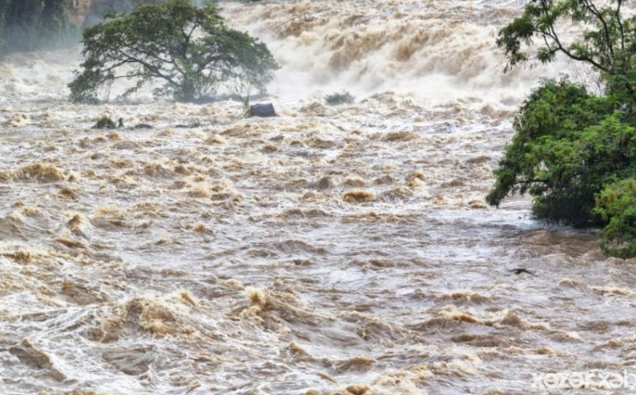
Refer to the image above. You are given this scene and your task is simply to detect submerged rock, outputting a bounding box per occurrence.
[249,103,276,117]
[93,116,117,129]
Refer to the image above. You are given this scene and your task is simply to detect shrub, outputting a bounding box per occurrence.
[490,0,636,257]
[93,116,117,129]
[594,179,636,258]
[325,91,355,106]
[487,78,636,255]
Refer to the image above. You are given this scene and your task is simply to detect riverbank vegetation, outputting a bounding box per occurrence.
[0,0,73,55]
[488,0,636,258]
[0,0,167,57]
[68,0,278,103]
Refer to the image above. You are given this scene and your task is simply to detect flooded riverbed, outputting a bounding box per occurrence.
[1,1,635,394]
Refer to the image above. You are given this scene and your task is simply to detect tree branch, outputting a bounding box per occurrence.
[584,0,614,63]
[115,48,180,87]
[616,0,625,52]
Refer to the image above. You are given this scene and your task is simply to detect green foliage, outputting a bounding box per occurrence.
[486,79,636,256]
[594,179,636,258]
[4,0,41,52]
[0,0,71,56]
[0,0,9,53]
[487,79,635,226]
[69,0,279,103]
[40,0,67,35]
[497,0,636,95]
[325,91,355,105]
[82,0,163,28]
[491,0,636,257]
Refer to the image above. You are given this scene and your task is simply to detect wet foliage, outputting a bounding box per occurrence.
[69,0,279,103]
[487,79,635,220]
[490,0,636,257]
[595,179,636,258]
[497,0,636,96]
[81,0,163,27]
[325,91,355,106]
[0,0,73,55]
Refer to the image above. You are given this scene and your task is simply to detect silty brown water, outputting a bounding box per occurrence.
[0,1,635,394]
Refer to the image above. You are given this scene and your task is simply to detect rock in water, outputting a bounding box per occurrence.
[93,116,116,129]
[249,103,276,117]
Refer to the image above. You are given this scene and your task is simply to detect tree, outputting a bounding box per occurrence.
[488,0,636,257]
[595,178,636,258]
[0,0,10,53]
[3,0,41,52]
[497,0,636,95]
[81,0,163,28]
[40,0,67,37]
[0,0,71,56]
[68,0,279,103]
[486,80,634,223]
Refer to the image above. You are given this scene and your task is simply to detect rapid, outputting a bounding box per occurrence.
[1,1,635,394]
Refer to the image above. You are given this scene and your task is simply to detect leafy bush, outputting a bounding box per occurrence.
[487,79,636,255]
[69,0,279,103]
[490,0,636,258]
[487,79,635,225]
[594,179,636,258]
[325,91,355,106]
[497,0,636,96]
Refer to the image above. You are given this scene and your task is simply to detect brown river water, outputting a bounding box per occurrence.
[1,1,635,394]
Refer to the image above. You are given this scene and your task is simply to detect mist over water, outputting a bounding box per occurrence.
[223,0,581,105]
[1,1,635,394]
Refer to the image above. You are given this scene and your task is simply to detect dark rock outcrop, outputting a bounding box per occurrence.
[249,103,276,117]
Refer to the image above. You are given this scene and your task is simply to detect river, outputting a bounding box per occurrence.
[1,1,635,394]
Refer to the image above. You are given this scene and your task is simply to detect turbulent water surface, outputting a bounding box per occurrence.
[1,1,636,394]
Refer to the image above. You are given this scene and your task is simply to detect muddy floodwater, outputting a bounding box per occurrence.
[1,1,636,394]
